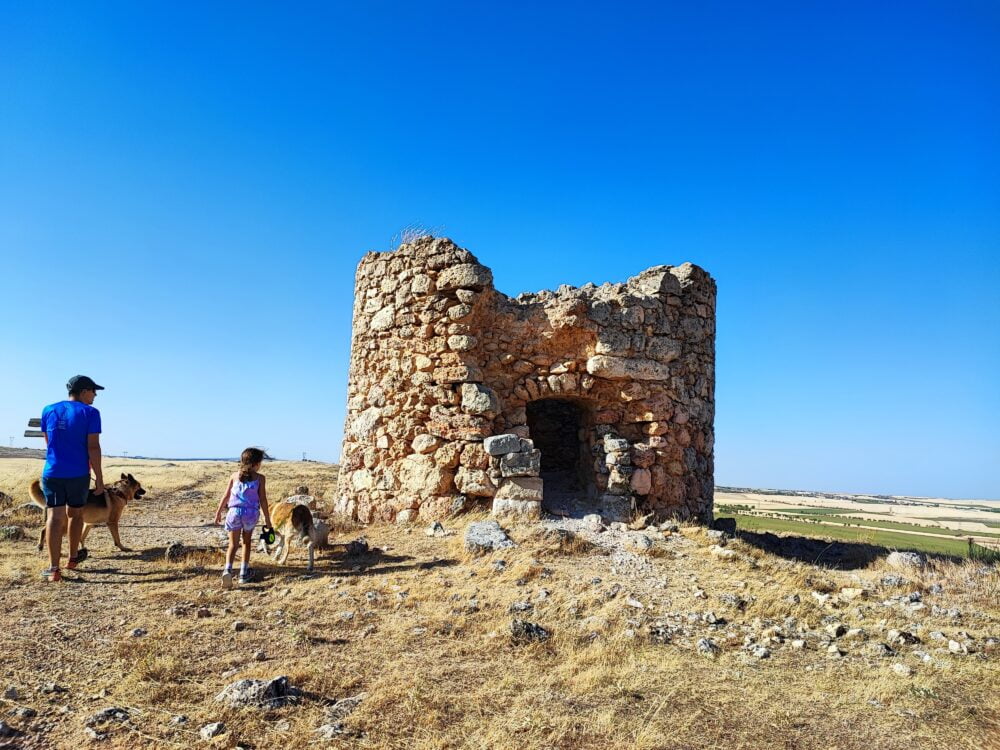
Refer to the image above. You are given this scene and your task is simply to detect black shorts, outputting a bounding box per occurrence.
[40,475,90,508]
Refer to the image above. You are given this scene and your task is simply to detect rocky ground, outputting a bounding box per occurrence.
[0,461,998,749]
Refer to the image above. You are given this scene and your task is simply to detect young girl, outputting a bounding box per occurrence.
[214,447,273,588]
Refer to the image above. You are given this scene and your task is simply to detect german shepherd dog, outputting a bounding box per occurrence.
[261,500,330,572]
[30,473,147,554]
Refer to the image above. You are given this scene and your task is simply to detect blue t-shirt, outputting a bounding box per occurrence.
[41,400,102,478]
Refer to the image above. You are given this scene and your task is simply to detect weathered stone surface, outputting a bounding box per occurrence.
[215,676,301,709]
[464,520,516,554]
[886,551,927,570]
[492,498,542,519]
[586,356,673,381]
[455,467,497,497]
[460,383,499,415]
[436,263,493,291]
[484,434,521,456]
[500,450,542,477]
[494,477,544,502]
[337,236,715,526]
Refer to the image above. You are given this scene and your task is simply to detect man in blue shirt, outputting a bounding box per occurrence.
[39,375,106,582]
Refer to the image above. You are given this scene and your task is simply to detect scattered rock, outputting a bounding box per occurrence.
[710,545,736,560]
[130,628,146,638]
[886,551,926,571]
[464,521,516,554]
[825,623,847,639]
[0,526,24,542]
[170,715,188,725]
[196,608,211,618]
[2,687,19,700]
[750,645,770,659]
[11,707,35,720]
[215,676,302,709]
[84,726,107,741]
[200,722,226,739]
[510,619,551,643]
[232,621,247,632]
[881,575,907,587]
[87,707,130,725]
[696,638,720,657]
[0,721,23,739]
[253,650,267,662]
[892,663,914,677]
[41,683,66,694]
[626,534,653,552]
[582,514,604,532]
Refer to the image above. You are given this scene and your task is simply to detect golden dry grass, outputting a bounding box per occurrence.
[1,458,998,749]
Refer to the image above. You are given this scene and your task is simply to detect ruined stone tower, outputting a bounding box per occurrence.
[335,237,716,524]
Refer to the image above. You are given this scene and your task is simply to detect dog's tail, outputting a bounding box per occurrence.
[29,480,46,510]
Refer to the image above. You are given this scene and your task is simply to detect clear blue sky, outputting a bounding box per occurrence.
[2,2,998,499]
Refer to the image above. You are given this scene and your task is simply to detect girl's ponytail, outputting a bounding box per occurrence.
[238,447,266,482]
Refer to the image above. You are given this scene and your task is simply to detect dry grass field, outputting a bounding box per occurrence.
[1,458,998,749]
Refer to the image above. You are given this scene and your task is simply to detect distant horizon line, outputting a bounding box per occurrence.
[3,447,996,502]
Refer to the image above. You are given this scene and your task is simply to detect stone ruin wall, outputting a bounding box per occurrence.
[334,236,716,525]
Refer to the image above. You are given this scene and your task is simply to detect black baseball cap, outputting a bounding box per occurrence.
[67,375,105,392]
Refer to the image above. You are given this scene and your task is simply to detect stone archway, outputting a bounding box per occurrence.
[526,398,597,516]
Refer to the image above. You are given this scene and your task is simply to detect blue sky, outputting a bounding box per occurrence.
[1,2,998,498]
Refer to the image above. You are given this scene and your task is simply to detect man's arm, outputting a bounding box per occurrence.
[88,434,104,494]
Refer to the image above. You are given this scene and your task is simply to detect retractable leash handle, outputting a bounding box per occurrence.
[261,526,276,545]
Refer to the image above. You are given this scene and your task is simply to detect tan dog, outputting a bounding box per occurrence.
[261,501,330,572]
[30,473,146,554]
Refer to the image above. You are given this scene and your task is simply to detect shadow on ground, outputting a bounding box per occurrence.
[736,530,961,569]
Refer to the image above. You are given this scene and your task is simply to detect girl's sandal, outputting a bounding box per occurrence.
[41,567,62,582]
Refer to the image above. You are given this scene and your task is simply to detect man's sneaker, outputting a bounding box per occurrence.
[67,548,89,570]
[238,568,254,584]
[221,571,233,590]
[41,567,62,582]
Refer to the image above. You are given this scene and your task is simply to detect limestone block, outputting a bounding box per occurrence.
[631,443,655,468]
[492,498,542,520]
[433,441,462,468]
[399,455,454,495]
[436,263,493,292]
[370,306,396,330]
[494,477,544,502]
[411,434,440,454]
[460,383,499,416]
[448,335,478,351]
[455,467,497,497]
[646,337,681,363]
[411,274,434,294]
[586,355,672,381]
[631,266,682,296]
[433,365,483,383]
[459,443,490,469]
[500,450,541,477]
[349,469,375,491]
[484,434,521,456]
[348,407,381,439]
[630,468,652,495]
[598,494,635,523]
[595,328,632,357]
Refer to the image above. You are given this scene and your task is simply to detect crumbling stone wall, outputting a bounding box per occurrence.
[335,237,716,524]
